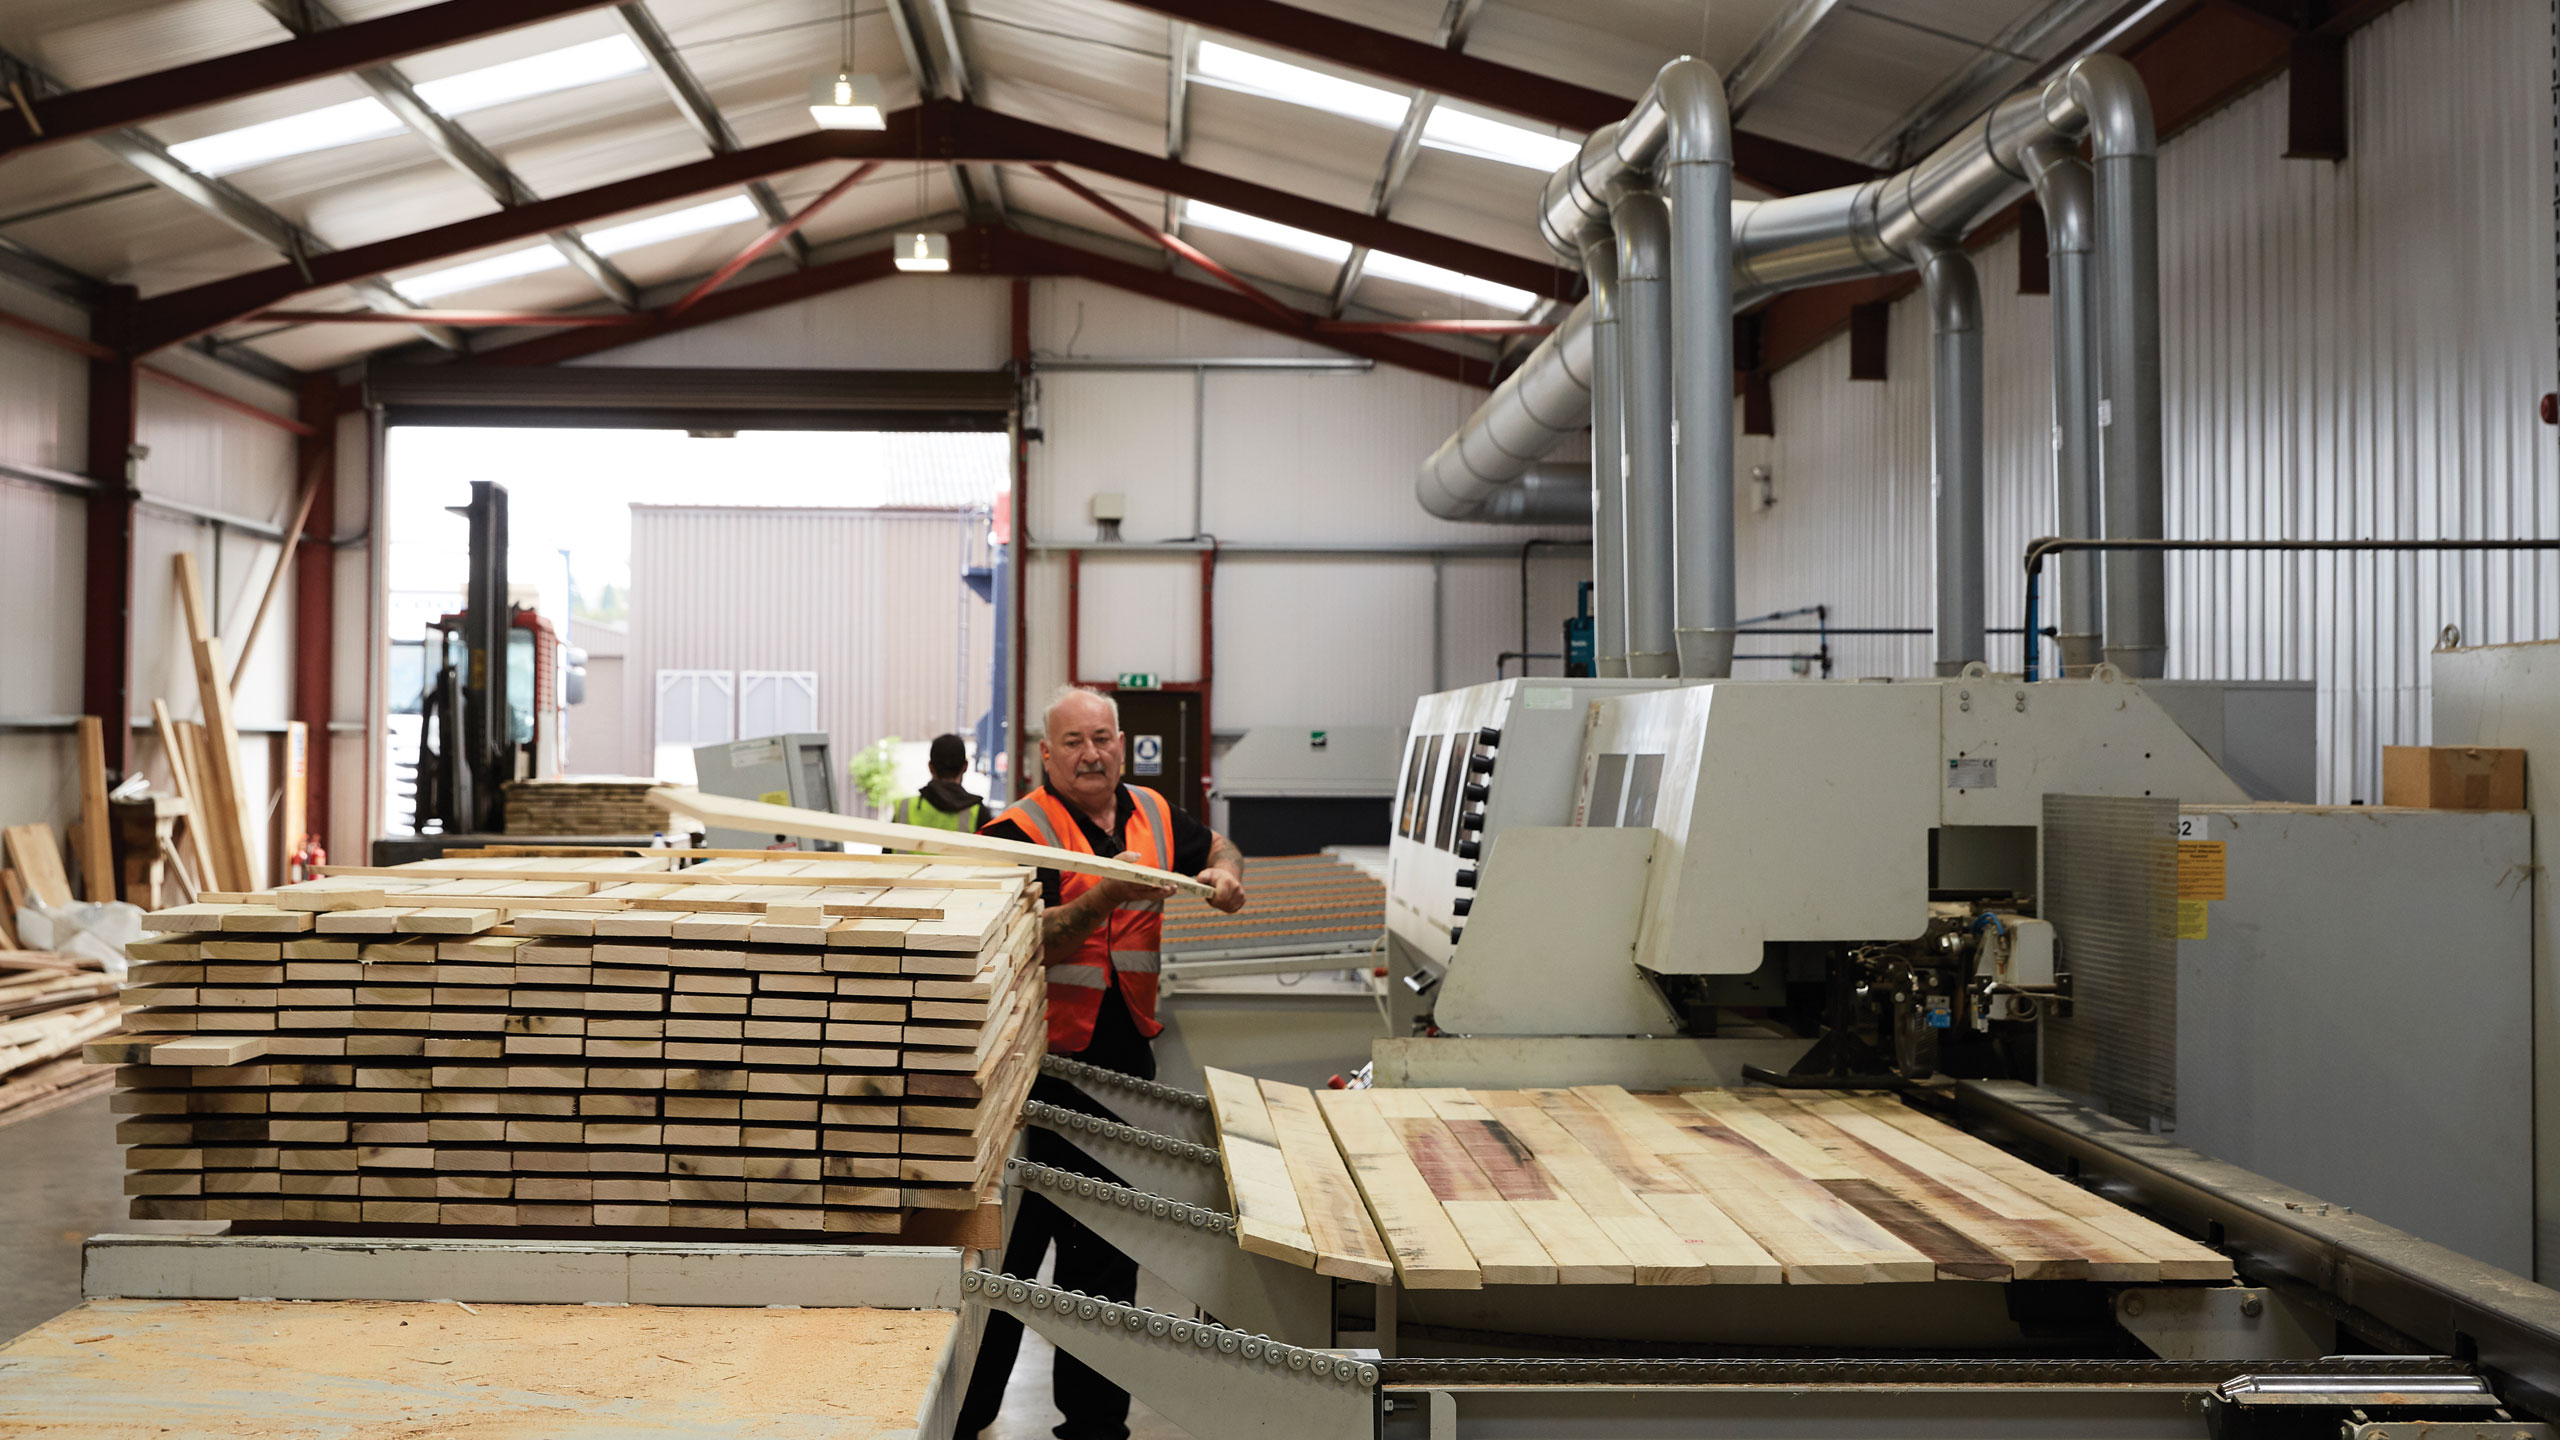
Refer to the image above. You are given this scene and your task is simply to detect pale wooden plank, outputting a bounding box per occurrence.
[152,700,220,897]
[1203,1069,1317,1268]
[1370,1093,1556,1284]
[1314,1090,1482,1290]
[2,824,73,909]
[649,786,1214,898]
[1258,1080,1395,1285]
[1420,1090,1630,1284]
[150,1035,270,1065]
[1698,1091,2015,1281]
[1838,1095,2227,1280]
[75,717,114,903]
[1477,1091,1709,1285]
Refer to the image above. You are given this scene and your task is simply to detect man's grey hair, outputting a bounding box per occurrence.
[1041,683,1119,735]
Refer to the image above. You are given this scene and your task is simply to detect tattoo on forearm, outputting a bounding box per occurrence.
[1040,892,1111,963]
[1207,836,1243,878]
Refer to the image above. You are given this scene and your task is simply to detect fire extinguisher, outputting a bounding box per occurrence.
[288,834,327,884]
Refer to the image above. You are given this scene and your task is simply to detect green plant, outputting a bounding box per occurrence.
[849,735,902,814]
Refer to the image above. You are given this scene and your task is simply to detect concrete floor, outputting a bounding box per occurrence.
[2,1088,1194,1438]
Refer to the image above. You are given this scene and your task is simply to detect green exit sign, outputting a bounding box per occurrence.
[1117,672,1160,690]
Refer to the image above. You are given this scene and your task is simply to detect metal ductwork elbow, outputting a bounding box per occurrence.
[1414,300,1597,521]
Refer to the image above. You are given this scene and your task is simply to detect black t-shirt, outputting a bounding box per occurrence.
[982,784,1212,1072]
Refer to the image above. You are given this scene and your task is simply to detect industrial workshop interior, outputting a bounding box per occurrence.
[7,0,2560,1435]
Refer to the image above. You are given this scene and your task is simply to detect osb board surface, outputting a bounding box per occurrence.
[0,1298,954,1437]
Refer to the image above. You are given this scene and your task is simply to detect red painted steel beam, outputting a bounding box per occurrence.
[130,101,1571,351]
[982,228,1494,385]
[254,309,644,327]
[137,365,319,437]
[472,225,1499,385]
[1098,0,1876,195]
[81,286,139,773]
[0,0,621,160]
[473,240,912,367]
[291,374,337,861]
[668,161,882,317]
[1030,164,1300,321]
[1317,319,1554,334]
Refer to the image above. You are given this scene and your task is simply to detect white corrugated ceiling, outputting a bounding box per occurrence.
[0,0,2110,373]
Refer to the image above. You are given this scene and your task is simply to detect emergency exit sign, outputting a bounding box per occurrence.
[1116,672,1160,690]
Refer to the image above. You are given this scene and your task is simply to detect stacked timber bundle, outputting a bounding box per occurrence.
[0,952,120,1118]
[85,851,1042,1234]
[503,780,666,837]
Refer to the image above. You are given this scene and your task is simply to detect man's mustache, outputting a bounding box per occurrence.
[1075,759,1110,775]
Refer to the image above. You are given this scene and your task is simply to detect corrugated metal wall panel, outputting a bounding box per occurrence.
[0,480,84,714]
[628,507,995,781]
[1030,371,1198,542]
[1734,0,2558,800]
[1214,557,1440,729]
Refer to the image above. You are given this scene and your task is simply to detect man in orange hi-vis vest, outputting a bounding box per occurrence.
[958,685,1246,1440]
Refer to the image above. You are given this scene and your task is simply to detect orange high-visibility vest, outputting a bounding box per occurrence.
[992,784,1175,1052]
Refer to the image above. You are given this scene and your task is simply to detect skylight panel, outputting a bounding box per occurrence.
[396,245,566,301]
[587,195,761,254]
[1363,251,1539,314]
[163,35,647,176]
[167,98,405,175]
[396,195,759,301]
[1182,201,1351,264]
[412,35,646,114]
[1421,106,1581,171]
[1191,41,1408,129]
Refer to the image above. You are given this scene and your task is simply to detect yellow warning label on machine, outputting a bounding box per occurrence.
[759,789,789,806]
[2178,840,2226,900]
[2177,899,2209,940]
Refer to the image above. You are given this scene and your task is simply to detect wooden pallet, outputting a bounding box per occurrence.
[90,855,1044,1234]
[1196,1082,2237,1291]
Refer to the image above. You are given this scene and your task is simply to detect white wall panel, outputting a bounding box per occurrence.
[1031,278,1323,361]
[1074,552,1203,682]
[574,275,1013,370]
[1734,0,2559,801]
[1201,367,1584,545]
[1213,558,1438,729]
[135,359,296,515]
[0,481,84,715]
[1029,371,1196,542]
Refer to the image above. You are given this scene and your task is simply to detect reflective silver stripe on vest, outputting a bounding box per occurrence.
[1012,799,1066,850]
[1110,949,1161,975]
[1047,964,1112,988]
[1119,899,1164,916]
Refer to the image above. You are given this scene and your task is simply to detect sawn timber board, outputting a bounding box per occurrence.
[1272,1084,2232,1290]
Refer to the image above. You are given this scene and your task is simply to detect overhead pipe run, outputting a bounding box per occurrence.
[1613,187,1679,679]
[1414,300,1596,524]
[1418,54,2163,679]
[1918,243,1984,674]
[2022,141,2103,673]
[1584,237,1630,676]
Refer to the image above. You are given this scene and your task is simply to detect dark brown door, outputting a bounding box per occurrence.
[1112,689,1203,820]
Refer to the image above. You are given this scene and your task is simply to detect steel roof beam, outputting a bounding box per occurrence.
[250,0,639,310]
[0,46,459,352]
[0,0,622,161]
[882,0,1008,222]
[617,2,807,267]
[471,223,1499,384]
[131,101,1572,351]
[1100,0,1876,195]
[1327,0,1468,316]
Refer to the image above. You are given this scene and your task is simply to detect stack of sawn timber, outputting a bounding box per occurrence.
[504,780,665,837]
[1206,1072,2233,1289]
[0,951,120,1117]
[86,852,1043,1232]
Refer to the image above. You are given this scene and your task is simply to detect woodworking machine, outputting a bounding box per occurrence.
[1384,669,2245,1081]
[985,1059,2560,1440]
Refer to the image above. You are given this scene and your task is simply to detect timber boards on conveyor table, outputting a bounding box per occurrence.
[1204,1070,2234,1290]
